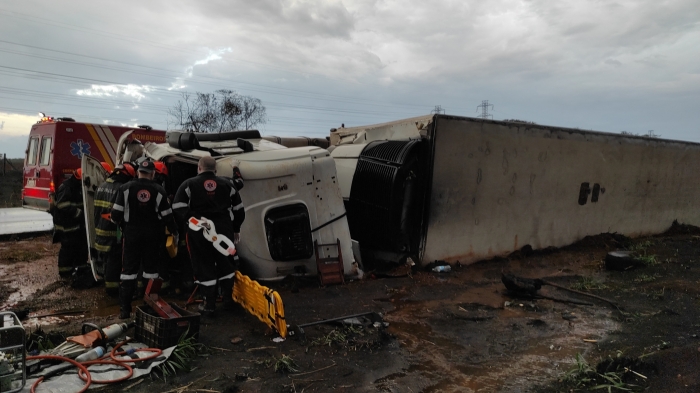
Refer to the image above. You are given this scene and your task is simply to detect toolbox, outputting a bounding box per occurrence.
[135,304,200,349]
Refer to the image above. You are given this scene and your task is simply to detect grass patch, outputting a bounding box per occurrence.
[0,249,43,262]
[563,353,645,392]
[634,274,658,283]
[309,325,384,352]
[274,354,299,373]
[628,241,659,266]
[571,276,608,291]
[154,331,204,381]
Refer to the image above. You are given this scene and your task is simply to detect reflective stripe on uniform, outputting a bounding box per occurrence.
[172,202,188,209]
[55,201,71,209]
[155,193,163,215]
[105,281,119,288]
[195,279,217,287]
[55,224,80,232]
[94,243,111,252]
[59,266,74,273]
[232,203,244,211]
[120,273,138,280]
[94,200,112,209]
[161,208,172,216]
[219,272,235,280]
[112,203,124,211]
[123,189,130,222]
[95,228,117,237]
[142,272,159,279]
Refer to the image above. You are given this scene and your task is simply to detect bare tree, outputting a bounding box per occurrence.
[167,90,267,133]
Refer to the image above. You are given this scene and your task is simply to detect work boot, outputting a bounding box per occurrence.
[119,281,136,319]
[220,279,236,311]
[198,285,217,317]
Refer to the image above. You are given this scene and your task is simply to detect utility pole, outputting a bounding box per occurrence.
[431,105,445,114]
[476,100,494,119]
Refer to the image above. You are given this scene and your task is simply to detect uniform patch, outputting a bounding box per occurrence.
[204,180,217,192]
[137,189,151,202]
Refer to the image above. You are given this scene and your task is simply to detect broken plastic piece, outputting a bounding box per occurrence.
[188,216,236,256]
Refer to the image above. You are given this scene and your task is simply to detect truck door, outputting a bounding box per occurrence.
[81,154,109,280]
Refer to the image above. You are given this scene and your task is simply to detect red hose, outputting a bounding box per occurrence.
[77,360,133,384]
[110,340,163,363]
[27,355,91,393]
[28,341,163,390]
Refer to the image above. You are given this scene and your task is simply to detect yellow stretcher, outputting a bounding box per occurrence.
[232,271,287,338]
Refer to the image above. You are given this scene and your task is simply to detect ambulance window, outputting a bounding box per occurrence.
[27,138,39,165]
[39,137,52,166]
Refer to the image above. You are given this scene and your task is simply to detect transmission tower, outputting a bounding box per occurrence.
[431,105,445,114]
[476,100,494,119]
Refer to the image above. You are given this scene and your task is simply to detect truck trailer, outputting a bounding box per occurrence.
[328,114,700,266]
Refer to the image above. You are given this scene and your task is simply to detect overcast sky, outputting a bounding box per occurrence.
[0,0,698,158]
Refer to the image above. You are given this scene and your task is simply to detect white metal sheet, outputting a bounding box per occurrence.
[0,208,53,235]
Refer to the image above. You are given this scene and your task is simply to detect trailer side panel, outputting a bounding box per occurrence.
[421,115,700,264]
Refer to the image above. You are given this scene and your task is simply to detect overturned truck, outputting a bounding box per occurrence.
[328,114,700,266]
[82,130,358,281]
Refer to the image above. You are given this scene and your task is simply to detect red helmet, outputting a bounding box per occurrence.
[154,161,168,176]
[100,162,113,173]
[74,168,82,180]
[117,162,136,177]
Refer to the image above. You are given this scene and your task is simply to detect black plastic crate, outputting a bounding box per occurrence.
[135,303,200,349]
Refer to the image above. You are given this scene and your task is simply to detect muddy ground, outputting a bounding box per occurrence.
[3,223,700,392]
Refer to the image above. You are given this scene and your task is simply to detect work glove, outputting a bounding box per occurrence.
[233,232,240,245]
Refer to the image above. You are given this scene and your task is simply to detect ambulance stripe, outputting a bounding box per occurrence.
[85,124,114,168]
[93,125,116,162]
[98,125,119,154]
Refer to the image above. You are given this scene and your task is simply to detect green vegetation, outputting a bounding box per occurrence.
[634,274,658,283]
[628,241,659,266]
[155,332,204,381]
[563,353,645,392]
[273,354,298,373]
[571,276,608,291]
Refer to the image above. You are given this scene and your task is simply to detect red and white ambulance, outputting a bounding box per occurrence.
[22,116,166,211]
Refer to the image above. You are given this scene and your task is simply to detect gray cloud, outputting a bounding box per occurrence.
[0,0,698,159]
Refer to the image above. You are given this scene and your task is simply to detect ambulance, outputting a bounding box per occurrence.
[22,115,166,211]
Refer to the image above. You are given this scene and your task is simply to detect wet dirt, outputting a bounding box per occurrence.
[2,226,700,392]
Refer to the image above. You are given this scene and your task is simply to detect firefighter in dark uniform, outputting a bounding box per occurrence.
[173,156,245,316]
[111,160,179,319]
[93,163,135,297]
[52,168,89,279]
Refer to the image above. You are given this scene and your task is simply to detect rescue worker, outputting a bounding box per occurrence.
[52,168,88,279]
[93,162,135,297]
[173,156,245,316]
[111,160,179,319]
